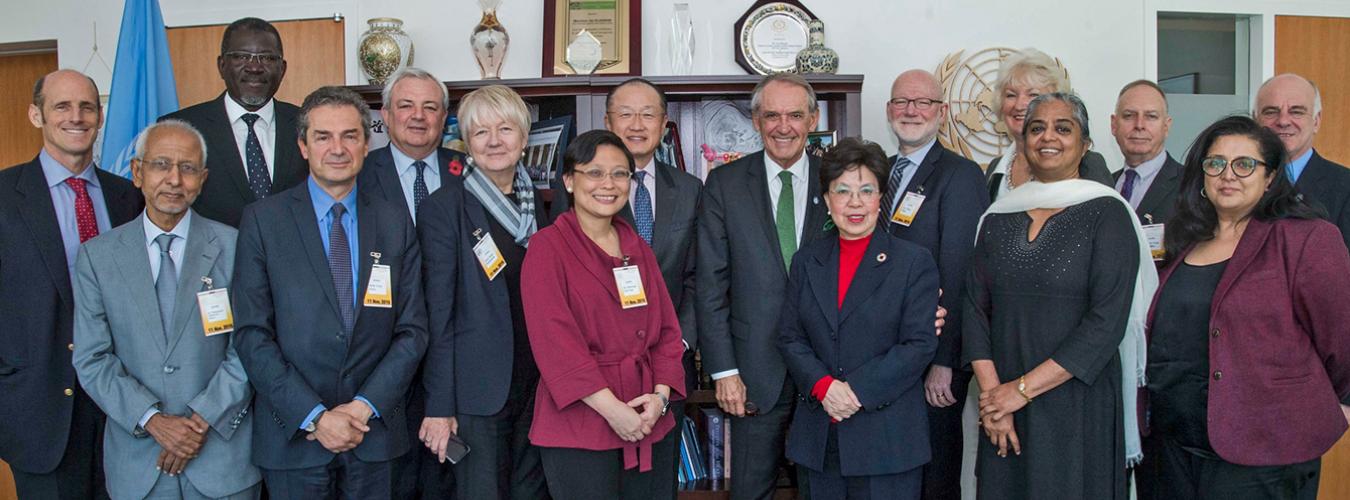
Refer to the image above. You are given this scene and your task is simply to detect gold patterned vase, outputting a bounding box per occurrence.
[471,0,510,79]
[795,19,838,75]
[358,18,414,86]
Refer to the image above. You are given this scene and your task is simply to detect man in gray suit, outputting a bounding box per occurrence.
[73,120,260,499]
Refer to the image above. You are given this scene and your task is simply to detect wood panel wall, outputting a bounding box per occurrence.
[1277,15,1350,165]
[167,17,345,108]
[0,51,58,168]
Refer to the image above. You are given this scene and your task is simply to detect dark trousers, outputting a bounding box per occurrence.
[538,421,679,500]
[808,427,921,500]
[392,383,454,499]
[920,368,972,500]
[729,377,802,500]
[1156,437,1321,500]
[1129,429,1165,500]
[454,378,548,500]
[10,387,108,500]
[261,452,393,500]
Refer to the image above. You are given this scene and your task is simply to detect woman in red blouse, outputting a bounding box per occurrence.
[521,130,685,499]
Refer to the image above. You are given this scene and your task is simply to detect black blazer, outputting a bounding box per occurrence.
[882,145,988,368]
[233,181,428,469]
[697,151,830,412]
[0,158,142,473]
[1111,153,1183,226]
[1295,151,1350,253]
[359,145,467,222]
[985,150,1113,201]
[778,229,939,476]
[551,160,702,348]
[417,182,551,417]
[161,94,308,227]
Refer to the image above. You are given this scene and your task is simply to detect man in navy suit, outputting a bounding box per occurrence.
[233,86,428,499]
[0,69,143,499]
[878,69,988,500]
[1111,80,1182,229]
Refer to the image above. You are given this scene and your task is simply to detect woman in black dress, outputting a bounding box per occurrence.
[963,92,1157,499]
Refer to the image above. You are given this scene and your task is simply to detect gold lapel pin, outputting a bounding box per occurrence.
[876,253,887,263]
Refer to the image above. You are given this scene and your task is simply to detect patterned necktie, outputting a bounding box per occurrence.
[154,233,177,340]
[328,203,355,332]
[775,170,797,271]
[881,157,912,217]
[241,113,273,200]
[412,160,430,217]
[65,177,99,242]
[1120,168,1139,202]
[633,170,654,246]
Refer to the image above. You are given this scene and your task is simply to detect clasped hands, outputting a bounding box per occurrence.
[145,412,210,476]
[307,401,373,453]
[820,380,862,422]
[977,381,1028,458]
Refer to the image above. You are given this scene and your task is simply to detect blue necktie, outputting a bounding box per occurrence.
[328,203,355,332]
[241,113,272,200]
[154,233,177,340]
[1120,168,1139,202]
[412,160,429,217]
[882,157,912,216]
[633,170,654,246]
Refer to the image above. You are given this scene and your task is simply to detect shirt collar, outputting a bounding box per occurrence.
[899,138,937,165]
[224,95,276,126]
[635,157,657,179]
[39,149,99,188]
[765,151,809,182]
[308,177,359,222]
[390,145,439,178]
[142,209,193,248]
[1124,150,1168,179]
[1287,148,1315,182]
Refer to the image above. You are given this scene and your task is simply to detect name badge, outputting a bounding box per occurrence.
[196,288,234,336]
[1142,223,1165,261]
[890,192,926,227]
[473,233,506,280]
[613,264,648,309]
[364,252,394,308]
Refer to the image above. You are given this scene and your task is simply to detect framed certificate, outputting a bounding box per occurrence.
[543,0,642,77]
[734,0,818,75]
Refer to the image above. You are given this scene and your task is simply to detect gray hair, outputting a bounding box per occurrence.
[993,48,1071,119]
[381,67,449,110]
[750,73,819,115]
[1024,92,1092,148]
[32,69,101,109]
[1254,73,1323,116]
[133,119,209,167]
[297,86,373,142]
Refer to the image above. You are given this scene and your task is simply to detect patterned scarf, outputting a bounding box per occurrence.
[464,161,538,247]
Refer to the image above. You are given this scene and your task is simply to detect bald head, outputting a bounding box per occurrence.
[888,69,946,153]
[1254,73,1322,160]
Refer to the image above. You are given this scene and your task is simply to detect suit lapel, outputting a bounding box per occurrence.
[95,168,142,225]
[650,163,677,250]
[802,155,829,246]
[205,95,258,204]
[353,192,378,326]
[1135,155,1181,221]
[838,233,889,324]
[805,240,839,330]
[14,161,74,307]
[272,103,304,193]
[463,195,511,310]
[112,217,167,357]
[904,148,941,197]
[165,215,221,358]
[1210,219,1272,313]
[289,187,343,320]
[372,147,412,216]
[744,153,787,272]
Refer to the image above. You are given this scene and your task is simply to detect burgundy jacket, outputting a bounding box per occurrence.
[1145,217,1350,466]
[522,211,686,471]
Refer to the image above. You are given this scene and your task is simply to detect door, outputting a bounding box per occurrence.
[167,17,345,108]
[0,46,58,169]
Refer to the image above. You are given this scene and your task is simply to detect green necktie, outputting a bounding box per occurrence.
[775,170,797,271]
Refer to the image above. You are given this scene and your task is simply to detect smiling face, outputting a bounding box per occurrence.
[1000,75,1054,144]
[887,71,945,153]
[826,167,881,240]
[299,104,367,193]
[218,29,287,111]
[1254,74,1320,161]
[604,82,666,166]
[132,126,207,226]
[1023,99,1087,182]
[753,80,819,167]
[383,76,448,159]
[564,143,632,222]
[1111,84,1172,166]
[29,70,102,171]
[465,112,526,175]
[1203,134,1274,221]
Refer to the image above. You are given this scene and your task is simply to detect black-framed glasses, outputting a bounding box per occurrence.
[223,51,283,66]
[887,98,943,111]
[576,169,633,182]
[1201,156,1265,178]
[140,158,206,177]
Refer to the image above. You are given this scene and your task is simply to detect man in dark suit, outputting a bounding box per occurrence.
[697,73,831,500]
[1254,73,1350,252]
[1111,80,1182,228]
[233,86,428,499]
[0,69,143,499]
[161,17,306,228]
[878,69,989,500]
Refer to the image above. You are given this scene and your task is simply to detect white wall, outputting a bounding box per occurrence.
[4,0,1350,168]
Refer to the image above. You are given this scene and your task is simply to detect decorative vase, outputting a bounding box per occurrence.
[358,18,414,85]
[794,19,838,75]
[471,0,510,79]
[668,3,695,75]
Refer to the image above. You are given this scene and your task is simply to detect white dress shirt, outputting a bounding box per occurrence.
[1114,150,1168,210]
[137,210,193,428]
[629,157,658,218]
[390,145,442,216]
[223,96,277,179]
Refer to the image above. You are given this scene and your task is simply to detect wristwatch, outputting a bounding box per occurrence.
[657,392,670,416]
[1017,376,1034,404]
[304,411,323,433]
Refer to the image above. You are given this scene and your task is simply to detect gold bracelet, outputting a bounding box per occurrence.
[1017,376,1033,403]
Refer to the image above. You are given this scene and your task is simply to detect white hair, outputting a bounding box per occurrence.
[381,67,449,110]
[133,119,208,166]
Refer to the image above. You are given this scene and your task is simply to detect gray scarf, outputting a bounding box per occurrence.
[464,162,537,247]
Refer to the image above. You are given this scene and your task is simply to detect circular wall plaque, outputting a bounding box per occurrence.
[735,2,814,75]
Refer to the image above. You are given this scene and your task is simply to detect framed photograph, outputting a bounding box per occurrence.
[734,0,818,75]
[524,116,573,189]
[543,0,642,77]
[805,130,837,157]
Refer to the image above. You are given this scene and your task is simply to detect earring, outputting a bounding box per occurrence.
[1200,187,1207,199]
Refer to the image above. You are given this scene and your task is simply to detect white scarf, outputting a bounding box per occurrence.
[977,179,1158,467]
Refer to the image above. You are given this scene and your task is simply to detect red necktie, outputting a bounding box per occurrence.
[65,177,99,243]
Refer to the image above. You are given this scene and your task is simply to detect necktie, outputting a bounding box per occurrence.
[412,160,430,217]
[881,157,912,217]
[65,177,99,242]
[1120,168,1139,202]
[633,170,654,246]
[328,203,355,332]
[775,170,797,271]
[154,233,177,340]
[241,113,273,200]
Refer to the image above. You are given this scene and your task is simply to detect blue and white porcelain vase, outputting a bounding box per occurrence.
[794,19,838,75]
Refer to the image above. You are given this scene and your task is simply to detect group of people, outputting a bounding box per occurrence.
[0,16,1346,500]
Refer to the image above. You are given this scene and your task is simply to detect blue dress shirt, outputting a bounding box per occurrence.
[390,145,441,214]
[40,150,112,275]
[1287,148,1314,184]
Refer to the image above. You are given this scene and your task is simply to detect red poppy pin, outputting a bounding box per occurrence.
[448,158,465,176]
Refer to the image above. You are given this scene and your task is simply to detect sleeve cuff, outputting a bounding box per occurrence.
[710,368,739,380]
[138,407,161,431]
[300,404,326,431]
[811,376,835,402]
[355,396,380,419]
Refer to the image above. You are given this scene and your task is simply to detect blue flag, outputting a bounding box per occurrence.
[100,0,178,178]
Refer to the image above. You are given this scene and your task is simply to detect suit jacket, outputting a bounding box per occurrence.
[985,150,1113,201]
[233,181,428,469]
[161,94,307,228]
[1145,218,1350,466]
[551,160,702,348]
[882,145,988,368]
[697,151,830,412]
[0,157,142,473]
[1294,151,1350,253]
[779,230,939,476]
[358,145,467,221]
[417,181,550,417]
[72,211,259,498]
[1111,153,1183,226]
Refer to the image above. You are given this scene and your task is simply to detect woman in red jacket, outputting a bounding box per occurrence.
[521,129,685,499]
[1145,115,1350,499]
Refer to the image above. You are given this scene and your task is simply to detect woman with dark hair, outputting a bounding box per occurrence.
[964,93,1157,499]
[777,137,939,499]
[1144,115,1350,499]
[521,129,685,499]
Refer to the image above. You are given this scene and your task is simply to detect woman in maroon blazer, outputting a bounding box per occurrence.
[521,130,685,499]
[1145,115,1350,499]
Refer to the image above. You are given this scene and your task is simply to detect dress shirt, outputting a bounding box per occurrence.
[1114,150,1168,210]
[135,211,194,428]
[886,139,937,216]
[40,149,112,275]
[1286,148,1315,184]
[628,157,658,218]
[224,96,277,179]
[391,145,442,211]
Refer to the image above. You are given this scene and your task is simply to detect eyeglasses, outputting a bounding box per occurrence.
[887,98,943,111]
[576,169,633,182]
[1200,156,1265,178]
[140,158,206,177]
[607,109,663,124]
[827,185,880,202]
[223,51,283,66]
